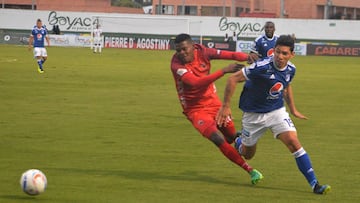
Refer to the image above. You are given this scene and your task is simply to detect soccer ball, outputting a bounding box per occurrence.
[20,169,47,195]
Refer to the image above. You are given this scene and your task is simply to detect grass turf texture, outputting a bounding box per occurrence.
[0,45,359,203]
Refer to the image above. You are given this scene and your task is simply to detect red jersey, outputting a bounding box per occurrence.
[171,44,229,113]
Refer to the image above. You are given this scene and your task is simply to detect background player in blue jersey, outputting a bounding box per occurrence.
[28,19,50,73]
[250,21,278,60]
[216,35,331,194]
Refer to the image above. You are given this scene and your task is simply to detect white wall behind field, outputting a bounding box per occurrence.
[0,9,359,41]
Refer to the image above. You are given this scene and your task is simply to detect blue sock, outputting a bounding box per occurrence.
[41,58,46,64]
[37,60,43,70]
[293,147,318,188]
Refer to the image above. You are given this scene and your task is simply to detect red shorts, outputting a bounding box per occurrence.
[186,107,236,140]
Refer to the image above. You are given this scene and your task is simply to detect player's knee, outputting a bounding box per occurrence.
[243,154,253,160]
[208,133,225,147]
[241,146,256,160]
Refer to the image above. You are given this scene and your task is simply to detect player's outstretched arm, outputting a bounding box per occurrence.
[214,50,258,61]
[216,69,247,127]
[283,85,308,119]
[28,36,34,51]
[181,63,242,88]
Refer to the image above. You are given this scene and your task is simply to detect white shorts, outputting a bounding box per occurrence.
[240,107,296,146]
[33,47,47,58]
[94,37,102,45]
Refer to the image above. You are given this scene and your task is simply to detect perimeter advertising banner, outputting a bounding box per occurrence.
[103,35,171,50]
[236,40,307,55]
[307,44,360,56]
[0,30,93,47]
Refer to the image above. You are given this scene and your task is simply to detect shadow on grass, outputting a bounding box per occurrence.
[0,194,48,201]
[44,167,308,194]
[47,167,244,186]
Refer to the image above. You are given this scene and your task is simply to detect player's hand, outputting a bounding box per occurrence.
[216,105,232,127]
[291,110,308,120]
[247,52,260,64]
[222,63,244,74]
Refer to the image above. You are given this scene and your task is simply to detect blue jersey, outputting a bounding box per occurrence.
[239,58,296,113]
[251,34,278,59]
[31,26,47,48]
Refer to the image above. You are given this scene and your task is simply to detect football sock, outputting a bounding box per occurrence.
[41,58,46,64]
[219,142,253,172]
[37,59,43,70]
[293,147,318,188]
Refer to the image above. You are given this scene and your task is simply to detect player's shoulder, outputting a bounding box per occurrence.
[171,54,183,70]
[255,57,272,68]
[254,35,264,42]
[244,58,272,75]
[193,43,206,51]
[194,43,220,59]
[286,61,296,72]
[171,55,189,77]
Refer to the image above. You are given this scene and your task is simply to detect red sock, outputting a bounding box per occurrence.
[218,142,253,172]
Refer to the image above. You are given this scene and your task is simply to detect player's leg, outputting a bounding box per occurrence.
[41,48,48,65]
[277,132,330,194]
[93,39,97,53]
[217,119,264,184]
[235,112,267,160]
[217,119,236,144]
[187,111,262,184]
[271,108,330,194]
[98,38,102,53]
[34,48,44,73]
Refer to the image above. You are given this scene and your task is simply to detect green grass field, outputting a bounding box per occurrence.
[0,45,359,203]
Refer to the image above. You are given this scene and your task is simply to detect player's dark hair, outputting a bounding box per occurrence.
[275,35,295,52]
[265,21,275,26]
[37,19,42,22]
[175,33,192,44]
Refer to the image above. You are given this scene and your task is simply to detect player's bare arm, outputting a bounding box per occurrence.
[283,84,308,119]
[28,35,34,51]
[216,69,247,126]
[46,36,50,47]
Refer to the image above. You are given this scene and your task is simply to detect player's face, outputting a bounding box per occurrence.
[175,40,195,64]
[265,23,275,38]
[273,45,294,69]
[36,21,42,28]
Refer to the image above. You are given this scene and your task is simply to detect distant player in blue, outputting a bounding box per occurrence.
[216,35,331,194]
[28,19,50,73]
[250,21,278,60]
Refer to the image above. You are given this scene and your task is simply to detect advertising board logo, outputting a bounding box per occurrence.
[269,82,283,97]
[48,11,98,31]
[207,42,214,48]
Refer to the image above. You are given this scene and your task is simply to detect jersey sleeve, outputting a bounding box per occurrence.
[181,70,224,87]
[204,47,248,62]
[171,56,224,88]
[242,63,263,81]
[289,65,296,83]
[250,40,257,52]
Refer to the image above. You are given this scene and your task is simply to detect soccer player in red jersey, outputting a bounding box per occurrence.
[170,33,263,184]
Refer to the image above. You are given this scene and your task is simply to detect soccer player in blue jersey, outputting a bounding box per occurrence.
[28,19,50,73]
[250,21,278,60]
[216,35,331,194]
